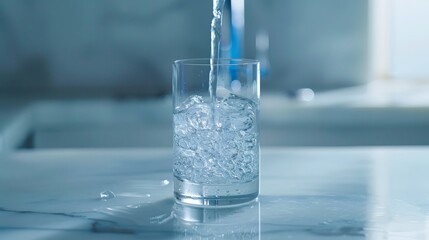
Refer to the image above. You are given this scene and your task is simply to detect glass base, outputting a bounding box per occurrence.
[174,178,259,207]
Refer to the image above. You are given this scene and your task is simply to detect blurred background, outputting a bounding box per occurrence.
[0,0,370,98]
[1,0,429,149]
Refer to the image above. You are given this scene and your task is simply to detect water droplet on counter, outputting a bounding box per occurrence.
[126,204,140,209]
[100,191,116,201]
[161,180,170,186]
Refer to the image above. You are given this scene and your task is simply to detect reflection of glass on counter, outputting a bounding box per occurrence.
[173,200,260,239]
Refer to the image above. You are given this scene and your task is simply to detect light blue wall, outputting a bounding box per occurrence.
[0,0,212,97]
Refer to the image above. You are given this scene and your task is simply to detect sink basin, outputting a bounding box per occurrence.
[18,99,173,149]
[2,85,429,150]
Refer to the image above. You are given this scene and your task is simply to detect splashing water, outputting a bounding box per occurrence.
[100,191,116,201]
[161,180,170,186]
[173,94,259,184]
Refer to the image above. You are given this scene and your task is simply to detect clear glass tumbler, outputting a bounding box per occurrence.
[173,200,260,239]
[172,59,260,206]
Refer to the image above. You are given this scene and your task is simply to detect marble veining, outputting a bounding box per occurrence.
[2,148,429,239]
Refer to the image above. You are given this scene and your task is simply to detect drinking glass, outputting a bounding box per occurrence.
[172,59,260,206]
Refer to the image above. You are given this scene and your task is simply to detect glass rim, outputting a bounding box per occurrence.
[174,58,260,66]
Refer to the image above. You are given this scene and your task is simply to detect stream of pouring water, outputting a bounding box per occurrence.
[209,0,226,103]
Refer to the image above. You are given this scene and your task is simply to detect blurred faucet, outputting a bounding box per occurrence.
[223,0,270,81]
[222,0,244,59]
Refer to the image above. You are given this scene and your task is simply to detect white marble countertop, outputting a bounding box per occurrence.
[2,147,429,239]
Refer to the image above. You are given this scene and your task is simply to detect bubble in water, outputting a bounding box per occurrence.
[242,151,255,164]
[222,94,255,111]
[176,95,204,112]
[177,137,197,150]
[193,158,205,169]
[222,142,239,160]
[186,104,211,130]
[173,94,258,184]
[231,80,242,93]
[100,190,116,201]
[182,149,196,157]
